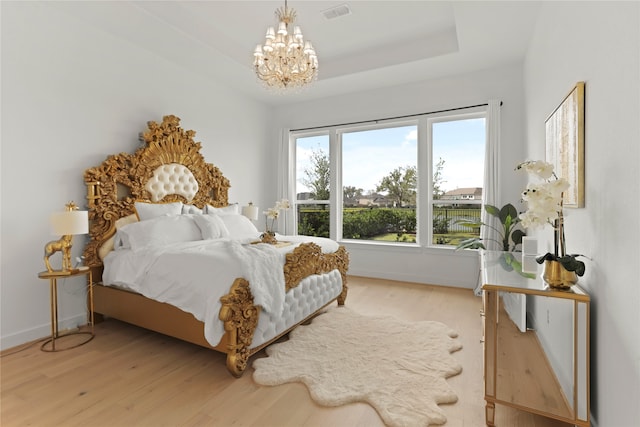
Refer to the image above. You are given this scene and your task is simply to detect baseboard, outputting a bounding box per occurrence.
[347,268,474,289]
[0,313,87,351]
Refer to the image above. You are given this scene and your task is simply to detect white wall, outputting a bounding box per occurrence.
[523,2,640,425]
[0,2,272,350]
[273,64,528,288]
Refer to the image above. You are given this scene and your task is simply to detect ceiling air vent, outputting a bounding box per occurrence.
[322,4,352,20]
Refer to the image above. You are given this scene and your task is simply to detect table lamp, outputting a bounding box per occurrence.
[44,201,89,273]
[241,202,259,221]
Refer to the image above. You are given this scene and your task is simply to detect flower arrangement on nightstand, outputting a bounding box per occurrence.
[261,199,290,244]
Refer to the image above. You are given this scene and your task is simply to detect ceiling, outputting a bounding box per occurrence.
[54,1,542,106]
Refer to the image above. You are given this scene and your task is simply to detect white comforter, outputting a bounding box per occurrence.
[102,235,339,346]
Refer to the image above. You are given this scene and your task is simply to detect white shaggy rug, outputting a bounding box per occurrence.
[252,306,463,427]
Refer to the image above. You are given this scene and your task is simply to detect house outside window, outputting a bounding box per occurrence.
[291,107,486,248]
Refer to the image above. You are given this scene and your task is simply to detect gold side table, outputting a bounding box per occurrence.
[37,267,94,352]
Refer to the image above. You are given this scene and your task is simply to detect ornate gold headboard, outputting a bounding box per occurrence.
[83,115,231,267]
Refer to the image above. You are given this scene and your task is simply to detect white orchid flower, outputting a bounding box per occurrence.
[276,199,291,210]
[517,160,555,180]
[264,207,279,220]
[517,160,567,228]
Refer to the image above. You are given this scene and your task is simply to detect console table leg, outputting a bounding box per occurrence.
[485,402,495,426]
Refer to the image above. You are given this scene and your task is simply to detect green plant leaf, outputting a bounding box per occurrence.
[511,229,525,246]
[558,255,586,276]
[536,252,587,277]
[501,252,537,279]
[484,204,500,218]
[499,254,514,271]
[455,238,486,250]
[536,252,556,263]
[499,203,519,224]
[453,219,483,228]
[455,202,526,252]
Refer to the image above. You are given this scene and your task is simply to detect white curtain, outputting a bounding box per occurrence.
[277,128,292,234]
[475,100,502,295]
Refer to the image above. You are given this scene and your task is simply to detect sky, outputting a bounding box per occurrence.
[296,118,486,196]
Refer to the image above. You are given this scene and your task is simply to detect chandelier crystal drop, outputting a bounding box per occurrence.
[253,0,318,90]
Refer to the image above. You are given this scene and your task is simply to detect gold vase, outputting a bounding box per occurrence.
[543,260,578,289]
[260,231,277,245]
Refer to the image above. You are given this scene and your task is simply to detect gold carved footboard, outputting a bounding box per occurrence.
[219,242,349,377]
[219,278,259,377]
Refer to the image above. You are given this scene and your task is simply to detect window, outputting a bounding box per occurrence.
[430,115,486,245]
[341,124,417,243]
[291,107,486,248]
[295,135,330,238]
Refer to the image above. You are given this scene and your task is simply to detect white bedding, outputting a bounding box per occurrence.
[102,234,339,346]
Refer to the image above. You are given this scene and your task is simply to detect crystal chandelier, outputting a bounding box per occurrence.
[253,0,318,90]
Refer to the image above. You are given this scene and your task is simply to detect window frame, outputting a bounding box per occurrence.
[291,131,334,239]
[425,109,487,247]
[289,106,487,249]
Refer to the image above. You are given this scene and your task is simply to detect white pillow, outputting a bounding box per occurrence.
[220,214,259,239]
[205,203,239,216]
[115,214,202,250]
[134,201,183,221]
[182,204,203,215]
[98,214,139,259]
[193,214,230,240]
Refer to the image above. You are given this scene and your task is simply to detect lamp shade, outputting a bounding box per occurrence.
[241,204,259,221]
[50,210,88,235]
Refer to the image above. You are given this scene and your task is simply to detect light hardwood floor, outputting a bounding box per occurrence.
[1,276,571,427]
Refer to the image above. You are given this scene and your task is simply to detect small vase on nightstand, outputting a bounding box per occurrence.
[260,231,277,244]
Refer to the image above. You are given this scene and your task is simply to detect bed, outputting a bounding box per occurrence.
[82,115,349,377]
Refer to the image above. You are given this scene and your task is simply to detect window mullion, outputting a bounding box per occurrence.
[289,134,297,235]
[420,117,433,247]
[330,130,341,241]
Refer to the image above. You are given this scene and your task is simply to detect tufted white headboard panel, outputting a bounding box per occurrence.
[145,163,199,202]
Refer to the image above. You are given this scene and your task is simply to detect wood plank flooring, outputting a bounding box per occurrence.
[1,276,571,427]
[495,302,572,420]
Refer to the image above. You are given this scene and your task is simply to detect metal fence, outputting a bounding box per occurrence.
[434,207,481,234]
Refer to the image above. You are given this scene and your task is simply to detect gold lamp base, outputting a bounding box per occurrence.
[542,260,578,289]
[44,201,88,273]
[43,234,74,273]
